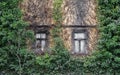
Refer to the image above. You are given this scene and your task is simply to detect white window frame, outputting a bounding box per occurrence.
[72,29,88,54]
[35,32,47,51]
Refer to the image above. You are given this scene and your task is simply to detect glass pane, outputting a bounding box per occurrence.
[80,40,86,53]
[41,33,46,38]
[36,34,41,38]
[35,40,41,48]
[74,41,79,53]
[74,33,85,39]
[41,40,46,51]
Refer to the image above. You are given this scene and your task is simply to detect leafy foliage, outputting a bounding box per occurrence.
[3,0,119,75]
[84,0,120,74]
[35,0,84,74]
[0,0,36,75]
[0,0,84,75]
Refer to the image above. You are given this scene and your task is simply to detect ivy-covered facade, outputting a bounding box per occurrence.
[1,0,120,74]
[20,0,98,55]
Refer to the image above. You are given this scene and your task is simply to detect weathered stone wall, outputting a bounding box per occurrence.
[62,28,72,51]
[20,0,53,25]
[62,0,97,25]
[61,0,98,52]
[20,0,98,53]
[20,0,97,25]
[87,28,98,54]
[61,27,98,54]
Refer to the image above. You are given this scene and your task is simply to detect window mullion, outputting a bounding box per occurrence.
[79,40,81,53]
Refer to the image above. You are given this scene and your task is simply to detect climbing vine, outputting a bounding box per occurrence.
[51,0,70,56]
[0,0,92,74]
[52,0,63,43]
[85,0,120,74]
[0,0,35,75]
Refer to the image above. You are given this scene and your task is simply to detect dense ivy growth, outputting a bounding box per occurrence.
[1,0,120,75]
[85,0,120,74]
[0,0,36,75]
[36,0,84,74]
[0,0,84,75]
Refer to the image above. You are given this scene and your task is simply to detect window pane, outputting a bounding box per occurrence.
[74,41,79,53]
[74,33,85,39]
[80,40,86,53]
[41,40,46,51]
[35,40,41,48]
[36,34,41,38]
[41,33,46,38]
